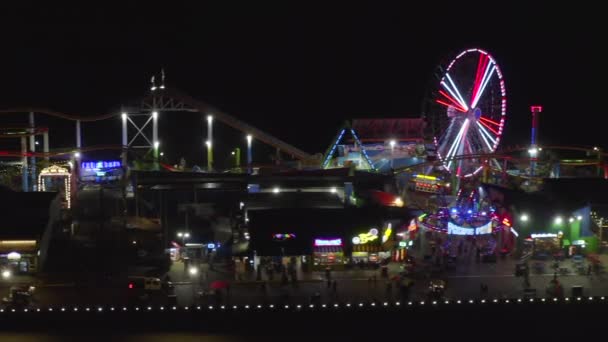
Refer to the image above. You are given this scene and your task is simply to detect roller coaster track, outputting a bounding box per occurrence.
[394,146,606,175]
[0,87,313,161]
[0,144,123,158]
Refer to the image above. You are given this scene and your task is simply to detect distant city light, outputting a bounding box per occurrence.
[554,216,563,225]
[330,187,337,193]
[272,187,280,194]
[520,214,529,222]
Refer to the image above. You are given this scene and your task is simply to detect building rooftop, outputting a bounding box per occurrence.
[0,190,59,240]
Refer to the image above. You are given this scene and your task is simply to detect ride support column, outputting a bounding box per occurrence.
[29,112,36,191]
[21,136,28,192]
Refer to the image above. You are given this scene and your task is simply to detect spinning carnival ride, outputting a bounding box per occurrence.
[424,48,507,178]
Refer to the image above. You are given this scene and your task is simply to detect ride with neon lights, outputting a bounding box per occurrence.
[427,48,507,177]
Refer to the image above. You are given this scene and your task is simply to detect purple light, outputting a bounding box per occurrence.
[314,238,342,247]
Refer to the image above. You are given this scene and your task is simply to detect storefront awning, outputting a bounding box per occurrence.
[313,246,343,254]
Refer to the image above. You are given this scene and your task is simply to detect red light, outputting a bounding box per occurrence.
[530,105,542,113]
[128,283,134,289]
[479,120,499,135]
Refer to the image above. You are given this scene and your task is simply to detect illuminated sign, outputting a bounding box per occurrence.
[352,229,379,245]
[408,219,418,232]
[502,218,511,227]
[447,221,493,235]
[531,233,557,239]
[415,174,438,181]
[314,238,342,247]
[207,243,216,249]
[382,223,393,243]
[7,252,21,260]
[81,161,122,170]
[273,233,296,241]
[399,241,407,247]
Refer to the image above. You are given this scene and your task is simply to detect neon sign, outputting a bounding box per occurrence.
[352,229,378,245]
[314,238,342,247]
[447,221,493,235]
[408,219,418,232]
[81,161,122,170]
[531,233,557,238]
[273,233,296,241]
[382,223,393,243]
[502,218,511,227]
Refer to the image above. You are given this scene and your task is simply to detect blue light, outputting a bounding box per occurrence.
[467,210,472,214]
[81,160,122,171]
[451,208,458,214]
[207,243,216,249]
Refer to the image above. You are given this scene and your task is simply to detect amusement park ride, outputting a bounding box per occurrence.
[0,48,606,222]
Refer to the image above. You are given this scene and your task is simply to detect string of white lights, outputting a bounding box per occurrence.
[0,296,603,314]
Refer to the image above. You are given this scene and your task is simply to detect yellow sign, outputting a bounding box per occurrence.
[352,229,379,245]
[382,223,393,243]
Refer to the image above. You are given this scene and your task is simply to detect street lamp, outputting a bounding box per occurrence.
[389,140,396,169]
[554,216,563,225]
[177,232,190,245]
[206,115,214,171]
[246,134,253,173]
[520,214,529,222]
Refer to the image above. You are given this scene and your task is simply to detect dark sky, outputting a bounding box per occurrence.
[0,3,605,166]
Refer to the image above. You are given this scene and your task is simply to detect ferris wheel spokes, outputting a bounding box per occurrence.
[428,48,506,178]
[441,73,469,111]
[471,55,496,109]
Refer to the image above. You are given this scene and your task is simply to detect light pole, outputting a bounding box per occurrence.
[389,140,396,169]
[246,134,252,174]
[529,105,542,177]
[206,115,213,171]
[177,232,190,246]
[232,148,241,169]
[205,140,212,172]
[189,266,199,301]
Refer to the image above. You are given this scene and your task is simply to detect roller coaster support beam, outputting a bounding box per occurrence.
[121,112,127,167]
[206,115,213,171]
[29,112,36,190]
[152,110,159,166]
[21,136,28,192]
[76,120,82,152]
[43,131,49,162]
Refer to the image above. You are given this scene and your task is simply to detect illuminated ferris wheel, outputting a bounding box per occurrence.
[425,48,507,177]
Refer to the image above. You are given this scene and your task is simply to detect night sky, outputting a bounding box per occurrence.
[0,3,605,166]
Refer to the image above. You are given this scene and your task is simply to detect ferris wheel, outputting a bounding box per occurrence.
[424,48,507,177]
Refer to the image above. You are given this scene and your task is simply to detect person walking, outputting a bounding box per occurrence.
[587,264,593,276]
